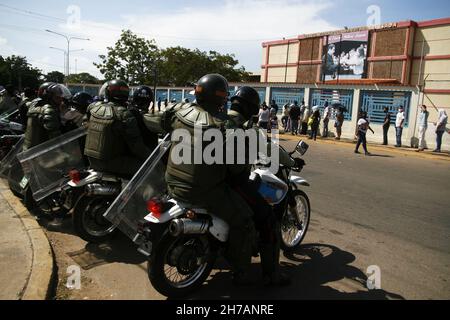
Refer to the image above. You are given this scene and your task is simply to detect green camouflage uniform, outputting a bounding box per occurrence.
[84,101,151,177]
[144,103,257,275]
[226,108,294,281]
[23,99,62,150]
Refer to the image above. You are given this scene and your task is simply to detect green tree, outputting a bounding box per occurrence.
[65,72,100,84]
[0,55,42,90]
[45,71,65,83]
[94,29,160,86]
[94,30,250,87]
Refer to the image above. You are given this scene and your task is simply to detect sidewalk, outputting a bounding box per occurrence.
[279,132,450,162]
[0,180,54,300]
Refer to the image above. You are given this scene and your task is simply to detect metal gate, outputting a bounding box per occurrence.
[169,90,183,103]
[310,89,354,120]
[270,88,305,112]
[360,91,411,126]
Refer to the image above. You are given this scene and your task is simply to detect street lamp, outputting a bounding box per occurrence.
[49,47,84,75]
[46,29,89,76]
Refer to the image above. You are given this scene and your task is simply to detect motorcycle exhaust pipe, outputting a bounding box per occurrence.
[85,184,121,197]
[169,218,210,237]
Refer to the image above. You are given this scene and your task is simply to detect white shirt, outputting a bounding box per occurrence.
[357,118,368,133]
[323,106,331,119]
[259,109,270,122]
[396,111,405,128]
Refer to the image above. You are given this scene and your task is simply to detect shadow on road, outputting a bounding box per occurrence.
[182,243,404,300]
[65,232,147,270]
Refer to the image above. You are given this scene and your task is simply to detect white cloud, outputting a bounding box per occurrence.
[0,36,17,56]
[3,0,339,79]
[121,0,339,71]
[59,0,338,75]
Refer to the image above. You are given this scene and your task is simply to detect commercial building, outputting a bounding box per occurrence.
[260,17,450,150]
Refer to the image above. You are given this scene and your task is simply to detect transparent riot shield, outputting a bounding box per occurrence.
[16,127,87,202]
[0,136,24,179]
[104,134,171,241]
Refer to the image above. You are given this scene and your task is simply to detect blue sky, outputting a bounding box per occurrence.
[0,0,449,78]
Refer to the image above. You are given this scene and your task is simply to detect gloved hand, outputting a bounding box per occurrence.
[294,158,306,169]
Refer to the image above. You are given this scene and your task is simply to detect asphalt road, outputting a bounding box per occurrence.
[40,139,450,300]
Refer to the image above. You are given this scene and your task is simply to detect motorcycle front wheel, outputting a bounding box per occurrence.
[280,189,310,252]
[72,194,117,243]
[148,232,216,298]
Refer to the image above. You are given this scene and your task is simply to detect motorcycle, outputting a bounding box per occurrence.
[68,168,124,243]
[16,127,88,219]
[103,137,310,298]
[0,109,25,161]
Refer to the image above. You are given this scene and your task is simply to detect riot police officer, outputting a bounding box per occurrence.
[145,74,257,285]
[129,85,158,150]
[84,80,151,178]
[227,86,305,286]
[62,92,93,132]
[23,83,67,150]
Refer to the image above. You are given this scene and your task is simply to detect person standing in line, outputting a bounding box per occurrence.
[301,105,311,135]
[157,97,162,111]
[395,106,405,147]
[433,109,448,153]
[281,103,290,132]
[288,101,301,135]
[258,104,270,130]
[270,100,279,115]
[334,107,345,140]
[322,101,331,138]
[416,105,429,152]
[382,107,391,145]
[309,107,321,141]
[355,111,374,155]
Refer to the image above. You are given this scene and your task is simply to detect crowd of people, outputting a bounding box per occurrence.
[252,98,448,155]
[257,100,346,141]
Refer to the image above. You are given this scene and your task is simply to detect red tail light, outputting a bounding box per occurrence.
[147,198,163,218]
[69,170,81,183]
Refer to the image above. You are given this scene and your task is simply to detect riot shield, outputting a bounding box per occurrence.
[0,136,24,179]
[104,134,171,241]
[16,127,87,202]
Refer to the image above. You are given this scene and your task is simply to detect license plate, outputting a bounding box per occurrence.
[19,176,29,189]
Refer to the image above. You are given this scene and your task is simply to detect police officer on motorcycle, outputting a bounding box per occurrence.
[227,86,305,286]
[129,85,158,150]
[62,92,93,132]
[23,83,67,150]
[18,87,37,128]
[84,79,151,178]
[147,74,258,285]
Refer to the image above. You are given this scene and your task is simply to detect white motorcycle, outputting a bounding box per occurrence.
[104,137,311,298]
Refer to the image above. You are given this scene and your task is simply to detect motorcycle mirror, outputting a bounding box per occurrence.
[295,140,309,156]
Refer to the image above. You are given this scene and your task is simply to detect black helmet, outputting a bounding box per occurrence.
[104,79,129,103]
[194,74,228,112]
[71,92,93,113]
[132,85,153,110]
[37,82,56,99]
[230,86,260,119]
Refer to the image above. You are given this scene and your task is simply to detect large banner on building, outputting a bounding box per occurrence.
[322,30,369,81]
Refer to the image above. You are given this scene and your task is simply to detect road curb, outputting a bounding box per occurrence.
[0,181,55,300]
[279,133,450,162]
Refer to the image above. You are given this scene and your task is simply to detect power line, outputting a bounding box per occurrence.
[0,3,291,42]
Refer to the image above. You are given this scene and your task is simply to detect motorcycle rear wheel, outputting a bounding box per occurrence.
[72,194,117,243]
[148,232,215,298]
